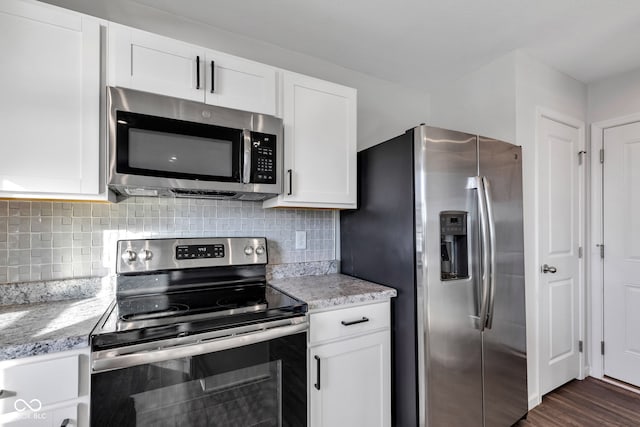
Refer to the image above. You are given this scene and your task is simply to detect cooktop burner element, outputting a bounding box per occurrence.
[91,237,307,350]
[120,303,190,321]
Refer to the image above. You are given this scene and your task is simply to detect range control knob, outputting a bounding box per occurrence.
[122,249,137,264]
[139,249,153,262]
[255,245,265,256]
[244,246,254,256]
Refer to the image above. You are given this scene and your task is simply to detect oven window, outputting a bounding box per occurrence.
[116,111,242,182]
[91,332,306,427]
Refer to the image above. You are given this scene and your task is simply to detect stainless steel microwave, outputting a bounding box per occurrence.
[107,87,283,201]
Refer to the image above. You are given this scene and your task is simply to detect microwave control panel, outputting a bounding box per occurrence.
[250,132,277,184]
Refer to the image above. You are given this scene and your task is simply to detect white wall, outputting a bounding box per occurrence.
[588,68,640,123]
[429,52,517,142]
[40,0,429,151]
[515,51,587,408]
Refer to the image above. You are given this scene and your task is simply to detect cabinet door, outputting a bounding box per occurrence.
[0,0,100,196]
[109,24,204,102]
[264,72,357,209]
[310,331,390,427]
[0,353,79,415]
[205,50,277,116]
[0,403,78,427]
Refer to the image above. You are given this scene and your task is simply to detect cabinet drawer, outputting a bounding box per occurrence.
[0,403,78,427]
[310,301,390,344]
[0,354,79,415]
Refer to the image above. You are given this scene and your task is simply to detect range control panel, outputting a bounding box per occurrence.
[117,237,268,273]
[251,131,277,184]
[176,244,225,259]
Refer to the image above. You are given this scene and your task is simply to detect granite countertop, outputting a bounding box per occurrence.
[270,273,396,311]
[0,271,395,361]
[0,278,114,361]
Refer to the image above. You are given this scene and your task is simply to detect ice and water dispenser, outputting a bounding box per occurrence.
[440,211,469,281]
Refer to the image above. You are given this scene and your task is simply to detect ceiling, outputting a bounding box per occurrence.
[132,0,640,90]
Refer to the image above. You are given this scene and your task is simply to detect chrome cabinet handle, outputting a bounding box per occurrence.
[341,317,369,326]
[541,264,557,274]
[314,355,321,390]
[0,389,16,399]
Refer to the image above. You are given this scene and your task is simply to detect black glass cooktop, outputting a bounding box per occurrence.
[91,282,306,351]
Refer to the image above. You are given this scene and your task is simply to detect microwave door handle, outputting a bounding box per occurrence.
[242,129,252,184]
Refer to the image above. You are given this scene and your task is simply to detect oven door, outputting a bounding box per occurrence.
[91,320,307,427]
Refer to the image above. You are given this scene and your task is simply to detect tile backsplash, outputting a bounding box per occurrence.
[0,199,336,283]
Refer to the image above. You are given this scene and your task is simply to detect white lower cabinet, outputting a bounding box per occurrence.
[0,404,79,427]
[308,302,391,427]
[0,348,89,427]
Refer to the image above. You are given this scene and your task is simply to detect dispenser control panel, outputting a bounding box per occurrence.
[440,213,467,235]
[440,211,469,281]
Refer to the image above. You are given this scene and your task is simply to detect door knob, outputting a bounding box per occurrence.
[541,264,557,274]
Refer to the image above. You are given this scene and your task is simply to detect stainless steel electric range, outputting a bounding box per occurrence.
[90,237,307,427]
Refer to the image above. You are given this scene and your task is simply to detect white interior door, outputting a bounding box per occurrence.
[603,122,640,388]
[538,115,584,395]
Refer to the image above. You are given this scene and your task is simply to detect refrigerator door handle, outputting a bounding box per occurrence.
[482,176,497,329]
[473,176,490,332]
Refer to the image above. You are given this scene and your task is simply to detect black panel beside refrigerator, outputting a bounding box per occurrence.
[341,131,419,427]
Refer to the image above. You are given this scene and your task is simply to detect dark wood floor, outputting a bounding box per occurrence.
[516,377,640,426]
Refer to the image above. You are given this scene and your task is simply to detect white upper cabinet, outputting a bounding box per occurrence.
[0,0,102,199]
[109,24,204,102]
[205,50,277,116]
[109,24,277,115]
[263,71,357,209]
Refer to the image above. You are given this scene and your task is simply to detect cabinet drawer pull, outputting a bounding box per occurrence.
[196,55,201,90]
[314,355,321,390]
[60,419,70,427]
[341,317,370,326]
[210,60,215,93]
[0,389,14,399]
[287,169,293,196]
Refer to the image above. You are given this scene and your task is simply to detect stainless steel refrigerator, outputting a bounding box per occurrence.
[341,125,527,427]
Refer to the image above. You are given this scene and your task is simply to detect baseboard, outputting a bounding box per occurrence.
[528,393,541,410]
[600,376,640,395]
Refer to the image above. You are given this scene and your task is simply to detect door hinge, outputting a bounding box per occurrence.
[578,246,583,258]
[597,244,605,259]
[601,341,605,355]
[600,149,604,164]
[579,340,583,353]
[578,150,587,165]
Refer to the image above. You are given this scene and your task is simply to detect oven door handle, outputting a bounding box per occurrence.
[92,321,307,373]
